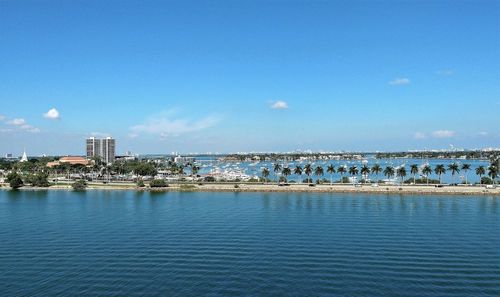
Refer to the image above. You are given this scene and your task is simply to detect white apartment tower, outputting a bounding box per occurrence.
[86,137,116,164]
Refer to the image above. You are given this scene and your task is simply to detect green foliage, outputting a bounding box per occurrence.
[71,179,87,191]
[404,177,439,184]
[234,184,240,189]
[149,179,167,188]
[180,184,195,191]
[204,176,216,182]
[24,172,50,187]
[480,177,493,185]
[136,179,145,187]
[6,172,24,189]
[134,162,158,176]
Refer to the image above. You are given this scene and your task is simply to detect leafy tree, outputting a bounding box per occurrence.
[6,172,23,189]
[488,165,498,185]
[191,165,199,176]
[282,167,291,183]
[337,165,347,183]
[25,172,50,187]
[422,165,432,186]
[326,164,335,184]
[396,166,407,185]
[461,164,471,185]
[294,166,303,183]
[383,166,395,180]
[448,163,460,184]
[150,179,168,188]
[71,179,87,191]
[434,164,446,184]
[476,166,486,184]
[360,165,370,183]
[314,166,324,183]
[371,164,382,182]
[410,164,419,185]
[261,168,270,183]
[134,163,158,177]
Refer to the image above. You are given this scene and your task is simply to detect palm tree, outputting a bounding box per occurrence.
[360,165,370,184]
[304,164,313,184]
[337,165,347,183]
[434,164,446,184]
[191,165,199,176]
[488,165,498,185]
[396,166,407,185]
[326,164,335,184]
[422,165,432,185]
[371,164,382,183]
[476,166,485,184]
[461,164,471,185]
[448,163,460,185]
[348,166,358,184]
[294,165,303,184]
[261,167,270,183]
[273,163,282,184]
[410,164,419,185]
[383,166,395,181]
[282,167,291,183]
[314,166,324,184]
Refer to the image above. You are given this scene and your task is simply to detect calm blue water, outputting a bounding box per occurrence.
[1,190,499,297]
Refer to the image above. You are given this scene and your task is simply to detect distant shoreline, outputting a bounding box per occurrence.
[1,183,499,196]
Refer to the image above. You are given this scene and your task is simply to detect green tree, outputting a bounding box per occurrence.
[261,167,270,183]
[488,165,498,185]
[410,164,419,185]
[150,179,168,188]
[422,165,432,185]
[360,165,370,184]
[304,164,313,184]
[326,164,335,184]
[191,165,200,176]
[396,166,407,185]
[273,163,282,184]
[314,166,324,184]
[448,163,460,184]
[434,164,446,184]
[337,165,347,183]
[476,166,485,184]
[371,164,382,182]
[6,172,24,189]
[282,167,291,183]
[383,166,395,180]
[294,165,303,183]
[348,166,358,183]
[461,164,471,185]
[71,179,87,191]
[134,162,158,177]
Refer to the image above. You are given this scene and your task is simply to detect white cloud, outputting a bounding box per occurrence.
[478,131,488,136]
[436,69,454,76]
[43,108,60,120]
[0,115,5,121]
[432,130,455,138]
[414,132,426,140]
[7,118,26,126]
[270,100,289,109]
[89,131,110,137]
[0,128,13,133]
[130,110,220,138]
[389,78,410,85]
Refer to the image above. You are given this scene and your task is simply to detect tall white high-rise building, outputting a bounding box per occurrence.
[86,137,116,164]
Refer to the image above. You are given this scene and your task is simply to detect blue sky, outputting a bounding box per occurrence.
[1,0,499,155]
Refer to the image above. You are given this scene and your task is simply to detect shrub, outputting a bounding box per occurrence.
[71,179,87,191]
[204,176,216,182]
[6,172,24,189]
[480,177,493,185]
[150,179,168,188]
[180,184,196,191]
[136,179,145,187]
[234,184,240,189]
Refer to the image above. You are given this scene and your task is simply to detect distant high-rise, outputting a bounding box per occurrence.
[86,137,116,164]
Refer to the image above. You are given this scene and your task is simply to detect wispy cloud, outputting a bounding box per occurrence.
[270,100,289,109]
[7,118,26,126]
[389,78,410,85]
[436,69,454,76]
[130,110,220,139]
[0,115,5,121]
[414,132,426,140]
[43,108,60,120]
[6,117,40,133]
[478,131,488,137]
[89,131,111,137]
[432,130,455,138]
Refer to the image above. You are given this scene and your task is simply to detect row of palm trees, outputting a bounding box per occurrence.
[261,162,499,185]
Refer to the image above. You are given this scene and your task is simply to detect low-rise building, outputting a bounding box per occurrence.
[46,156,90,168]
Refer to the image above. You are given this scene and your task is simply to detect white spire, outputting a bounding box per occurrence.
[20,148,28,162]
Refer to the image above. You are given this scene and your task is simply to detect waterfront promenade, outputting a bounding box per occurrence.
[2,182,499,195]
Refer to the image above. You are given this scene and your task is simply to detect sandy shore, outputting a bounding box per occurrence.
[2,182,499,195]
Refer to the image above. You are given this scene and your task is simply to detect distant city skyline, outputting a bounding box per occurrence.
[1,0,499,155]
